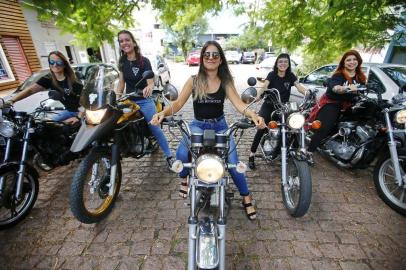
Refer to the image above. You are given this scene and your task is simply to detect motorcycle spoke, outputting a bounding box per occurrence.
[388,185,400,194]
[383,171,395,179]
[399,189,405,202]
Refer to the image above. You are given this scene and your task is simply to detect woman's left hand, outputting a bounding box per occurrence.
[143,85,153,98]
[252,114,266,129]
[63,116,79,125]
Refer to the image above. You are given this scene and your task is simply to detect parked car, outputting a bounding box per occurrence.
[290,63,406,102]
[253,56,298,81]
[241,51,256,64]
[187,50,200,66]
[225,50,241,64]
[144,54,171,88]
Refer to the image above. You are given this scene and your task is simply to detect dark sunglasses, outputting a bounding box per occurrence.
[48,60,65,67]
[203,51,220,60]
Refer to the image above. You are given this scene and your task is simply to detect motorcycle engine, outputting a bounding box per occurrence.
[324,122,376,161]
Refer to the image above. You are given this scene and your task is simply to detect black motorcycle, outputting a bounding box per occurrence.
[0,93,81,229]
[69,65,178,224]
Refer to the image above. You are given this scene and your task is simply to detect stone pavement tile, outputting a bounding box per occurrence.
[130,240,153,255]
[35,255,65,270]
[158,229,177,241]
[151,239,171,255]
[233,257,260,270]
[291,241,323,258]
[255,229,276,241]
[85,242,130,257]
[312,260,341,270]
[96,257,122,270]
[278,219,304,230]
[226,241,242,256]
[266,240,294,257]
[8,255,42,269]
[274,229,295,241]
[172,239,187,253]
[339,261,371,270]
[106,231,133,243]
[355,232,379,246]
[57,241,87,257]
[67,229,95,243]
[258,219,280,230]
[292,229,318,242]
[131,229,155,241]
[116,256,143,270]
[318,243,343,259]
[162,256,185,270]
[140,256,163,270]
[286,257,313,270]
[319,220,344,232]
[369,259,406,270]
[258,258,290,270]
[335,232,359,244]
[242,240,269,257]
[338,244,367,260]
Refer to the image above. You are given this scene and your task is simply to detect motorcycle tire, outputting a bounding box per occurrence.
[373,150,406,216]
[281,159,312,217]
[69,147,122,224]
[0,164,39,230]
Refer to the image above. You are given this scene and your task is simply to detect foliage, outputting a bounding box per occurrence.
[224,26,267,51]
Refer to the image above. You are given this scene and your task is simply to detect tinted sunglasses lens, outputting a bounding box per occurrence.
[203,52,220,59]
[49,60,64,67]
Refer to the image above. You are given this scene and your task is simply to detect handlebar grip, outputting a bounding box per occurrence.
[236,119,255,129]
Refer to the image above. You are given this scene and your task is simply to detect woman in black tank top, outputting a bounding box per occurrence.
[151,41,265,220]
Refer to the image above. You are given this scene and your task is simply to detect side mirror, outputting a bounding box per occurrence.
[299,77,304,83]
[241,87,257,104]
[247,77,257,86]
[163,83,178,101]
[48,90,63,101]
[158,63,165,69]
[142,70,154,80]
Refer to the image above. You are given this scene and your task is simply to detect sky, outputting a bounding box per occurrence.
[205,8,249,35]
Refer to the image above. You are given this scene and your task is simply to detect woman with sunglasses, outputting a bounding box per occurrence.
[151,40,265,220]
[248,53,308,169]
[6,51,83,124]
[116,30,174,169]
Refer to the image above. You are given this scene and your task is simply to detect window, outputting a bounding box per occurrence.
[304,65,336,86]
[380,67,406,88]
[367,71,386,94]
[0,44,15,83]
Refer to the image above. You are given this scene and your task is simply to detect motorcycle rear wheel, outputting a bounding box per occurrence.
[0,166,39,230]
[70,147,122,224]
[374,151,406,216]
[281,159,312,217]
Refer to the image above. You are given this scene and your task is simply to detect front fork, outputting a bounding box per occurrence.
[15,120,33,199]
[383,110,404,187]
[108,131,120,196]
[281,114,287,187]
[0,138,13,197]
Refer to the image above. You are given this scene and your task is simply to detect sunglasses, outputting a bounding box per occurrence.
[203,51,220,60]
[49,60,65,67]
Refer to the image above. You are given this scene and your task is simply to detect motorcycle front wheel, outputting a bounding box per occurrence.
[281,159,312,217]
[69,147,122,224]
[0,165,39,230]
[374,151,406,216]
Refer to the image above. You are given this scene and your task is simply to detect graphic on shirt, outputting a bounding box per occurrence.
[89,93,98,104]
[132,67,139,77]
[64,87,70,95]
[284,82,290,90]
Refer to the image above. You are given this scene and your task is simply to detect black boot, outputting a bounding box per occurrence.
[248,156,256,170]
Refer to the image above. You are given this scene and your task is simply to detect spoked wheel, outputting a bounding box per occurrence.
[0,166,39,230]
[69,147,121,224]
[281,159,312,217]
[374,151,406,216]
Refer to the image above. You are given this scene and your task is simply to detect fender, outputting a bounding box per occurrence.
[0,162,39,180]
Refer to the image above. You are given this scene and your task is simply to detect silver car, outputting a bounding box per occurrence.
[291,63,406,102]
[144,54,171,88]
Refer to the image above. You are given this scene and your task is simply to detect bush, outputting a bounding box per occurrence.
[175,55,185,63]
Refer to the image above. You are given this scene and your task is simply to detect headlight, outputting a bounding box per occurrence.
[395,109,406,124]
[195,154,225,184]
[287,113,305,129]
[0,120,16,138]
[85,108,107,125]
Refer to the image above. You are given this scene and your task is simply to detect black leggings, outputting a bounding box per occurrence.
[250,101,276,153]
[308,103,341,152]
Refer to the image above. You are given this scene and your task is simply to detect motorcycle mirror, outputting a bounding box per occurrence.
[399,84,406,94]
[48,90,63,101]
[163,83,179,101]
[142,70,154,80]
[247,77,257,86]
[241,86,257,104]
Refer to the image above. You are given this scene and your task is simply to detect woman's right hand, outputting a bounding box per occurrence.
[150,112,165,126]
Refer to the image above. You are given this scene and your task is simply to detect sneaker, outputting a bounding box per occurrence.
[248,156,256,170]
[166,156,175,171]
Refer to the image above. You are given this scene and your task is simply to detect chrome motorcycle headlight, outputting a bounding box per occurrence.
[0,120,16,138]
[287,113,305,129]
[85,108,107,125]
[195,154,225,184]
[395,109,406,124]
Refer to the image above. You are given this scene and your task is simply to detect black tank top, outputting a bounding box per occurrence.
[193,84,226,120]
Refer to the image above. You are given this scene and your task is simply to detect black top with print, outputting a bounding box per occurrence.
[120,56,152,95]
[193,84,226,120]
[37,74,83,112]
[265,71,297,103]
[326,73,364,101]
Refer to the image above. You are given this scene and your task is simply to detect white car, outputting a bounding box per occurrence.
[225,51,241,64]
[253,56,298,81]
[290,63,406,103]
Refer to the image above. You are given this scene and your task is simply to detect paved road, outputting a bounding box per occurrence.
[0,62,405,270]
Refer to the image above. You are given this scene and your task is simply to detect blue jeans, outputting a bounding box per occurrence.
[133,98,172,158]
[176,116,250,196]
[51,110,78,122]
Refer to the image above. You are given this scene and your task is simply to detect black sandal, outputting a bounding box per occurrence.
[179,180,188,199]
[248,156,255,170]
[242,201,257,220]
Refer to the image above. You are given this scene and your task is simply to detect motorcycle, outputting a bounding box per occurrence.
[0,93,82,229]
[69,65,178,224]
[167,87,256,270]
[310,85,406,216]
[247,77,320,217]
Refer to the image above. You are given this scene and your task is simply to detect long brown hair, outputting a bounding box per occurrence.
[117,30,142,71]
[194,41,234,100]
[48,51,78,92]
[333,50,366,84]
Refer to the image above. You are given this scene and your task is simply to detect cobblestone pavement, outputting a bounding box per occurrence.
[1,65,406,270]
